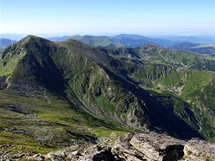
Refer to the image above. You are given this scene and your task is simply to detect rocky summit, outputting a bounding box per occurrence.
[1,132,215,161]
[0,35,215,160]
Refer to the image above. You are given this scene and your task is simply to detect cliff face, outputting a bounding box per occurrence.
[2,132,214,161]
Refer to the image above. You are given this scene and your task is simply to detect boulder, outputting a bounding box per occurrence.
[2,132,215,161]
[183,138,215,161]
[129,132,185,161]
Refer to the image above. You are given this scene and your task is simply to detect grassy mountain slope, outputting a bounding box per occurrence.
[0,36,131,154]
[99,44,215,140]
[0,35,214,154]
[174,42,215,55]
[54,39,200,139]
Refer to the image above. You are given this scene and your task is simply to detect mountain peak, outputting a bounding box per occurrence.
[21,35,42,41]
[1,35,54,75]
[17,35,52,47]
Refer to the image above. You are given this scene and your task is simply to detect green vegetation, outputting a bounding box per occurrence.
[174,42,215,55]
[0,35,215,155]
[72,35,124,48]
[0,91,131,154]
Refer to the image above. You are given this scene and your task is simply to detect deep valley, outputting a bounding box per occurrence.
[0,35,214,160]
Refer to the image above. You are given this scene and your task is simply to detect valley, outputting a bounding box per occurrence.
[0,35,214,160]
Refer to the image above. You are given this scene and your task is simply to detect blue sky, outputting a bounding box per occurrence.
[0,0,214,36]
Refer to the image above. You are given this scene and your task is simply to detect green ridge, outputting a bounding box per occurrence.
[0,35,214,154]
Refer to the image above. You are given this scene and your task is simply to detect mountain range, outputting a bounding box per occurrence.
[48,34,215,55]
[47,34,181,48]
[1,34,215,56]
[0,35,215,157]
[0,38,17,53]
[173,42,215,55]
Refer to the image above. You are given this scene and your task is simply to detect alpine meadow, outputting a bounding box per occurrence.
[0,0,215,160]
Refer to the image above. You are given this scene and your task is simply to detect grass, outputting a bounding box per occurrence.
[180,70,213,99]
[129,61,215,141]
[0,130,55,154]
[0,91,133,154]
[0,45,27,76]
[1,35,215,158]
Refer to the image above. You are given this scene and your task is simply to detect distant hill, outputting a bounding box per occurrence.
[48,36,73,42]
[48,34,178,48]
[154,35,215,44]
[0,38,17,53]
[0,34,26,41]
[174,42,215,55]
[111,34,177,48]
[48,35,125,47]
[0,38,17,48]
[72,35,125,47]
[48,34,215,55]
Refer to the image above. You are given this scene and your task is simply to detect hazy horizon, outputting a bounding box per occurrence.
[0,0,214,36]
[1,33,215,42]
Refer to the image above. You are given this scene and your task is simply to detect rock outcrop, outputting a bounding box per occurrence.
[183,138,215,161]
[2,132,214,161]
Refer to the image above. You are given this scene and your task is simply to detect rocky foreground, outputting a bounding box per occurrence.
[1,132,215,161]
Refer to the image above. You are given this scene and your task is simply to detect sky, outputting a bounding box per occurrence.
[0,0,214,36]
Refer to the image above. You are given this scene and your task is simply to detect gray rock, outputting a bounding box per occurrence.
[183,138,215,161]
[25,154,44,161]
[2,132,215,161]
[129,132,185,161]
